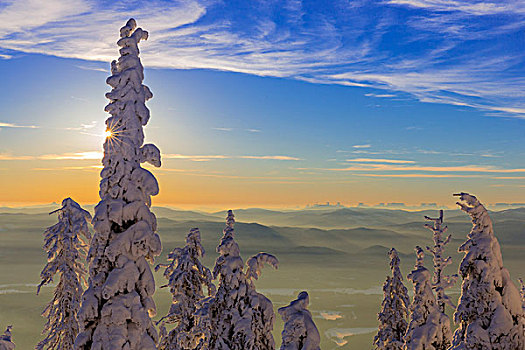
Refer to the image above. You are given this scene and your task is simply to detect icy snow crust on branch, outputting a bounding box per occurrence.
[278,291,320,350]
[36,198,92,350]
[450,193,525,350]
[404,247,451,350]
[156,228,216,350]
[205,210,278,350]
[75,18,162,350]
[374,248,410,350]
[0,326,15,350]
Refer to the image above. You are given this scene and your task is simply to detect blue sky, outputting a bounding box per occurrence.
[0,0,524,207]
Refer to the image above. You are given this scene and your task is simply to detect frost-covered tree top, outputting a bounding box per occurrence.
[75,18,162,350]
[278,291,320,350]
[156,228,216,350]
[36,198,92,350]
[374,248,409,350]
[404,247,451,350]
[424,210,457,315]
[450,193,525,350]
[206,210,279,350]
[0,326,15,350]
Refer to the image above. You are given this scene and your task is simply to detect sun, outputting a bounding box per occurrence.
[104,129,114,138]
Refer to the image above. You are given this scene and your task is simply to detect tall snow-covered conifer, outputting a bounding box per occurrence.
[450,193,525,350]
[374,248,409,350]
[36,198,92,350]
[0,326,15,350]
[278,291,320,350]
[206,210,278,350]
[156,228,216,350]
[404,247,451,350]
[424,210,457,315]
[75,19,162,350]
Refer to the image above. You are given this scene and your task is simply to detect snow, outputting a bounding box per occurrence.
[0,326,15,350]
[450,192,525,350]
[374,248,409,350]
[75,18,162,350]
[404,247,452,350]
[278,291,321,350]
[204,210,279,350]
[519,278,525,312]
[36,198,92,350]
[156,228,216,350]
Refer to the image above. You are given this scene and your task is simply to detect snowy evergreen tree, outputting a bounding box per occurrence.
[519,278,525,312]
[374,248,410,350]
[278,291,320,350]
[75,18,162,350]
[155,228,216,350]
[404,247,451,350]
[36,198,92,350]
[205,210,278,350]
[0,326,15,350]
[424,210,457,315]
[450,193,525,350]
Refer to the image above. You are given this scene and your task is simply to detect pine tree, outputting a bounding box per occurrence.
[156,228,216,350]
[0,326,15,350]
[206,210,278,350]
[75,19,162,350]
[374,248,410,350]
[404,247,451,350]
[519,278,525,312]
[36,198,91,350]
[424,210,457,315]
[278,291,320,350]
[450,193,525,350]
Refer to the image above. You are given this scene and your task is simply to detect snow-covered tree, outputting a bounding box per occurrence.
[424,210,457,316]
[278,291,320,350]
[374,248,410,350]
[519,278,525,312]
[450,192,525,350]
[156,228,216,350]
[404,247,451,350]
[205,210,278,350]
[0,326,15,350]
[36,198,92,350]
[75,18,162,350]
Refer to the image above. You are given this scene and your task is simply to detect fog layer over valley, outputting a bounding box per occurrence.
[1,205,524,349]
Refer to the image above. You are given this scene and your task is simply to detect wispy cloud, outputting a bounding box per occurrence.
[352,144,372,149]
[345,158,415,164]
[212,127,233,132]
[163,154,301,161]
[0,122,39,129]
[0,1,522,117]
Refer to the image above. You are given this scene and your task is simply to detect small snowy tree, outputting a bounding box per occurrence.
[450,193,525,350]
[0,326,15,350]
[205,210,278,350]
[155,228,216,350]
[519,278,525,312]
[75,19,162,350]
[404,247,451,350]
[424,210,457,315]
[36,198,92,350]
[374,248,410,350]
[278,291,320,350]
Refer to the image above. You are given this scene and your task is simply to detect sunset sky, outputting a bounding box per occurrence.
[0,0,524,208]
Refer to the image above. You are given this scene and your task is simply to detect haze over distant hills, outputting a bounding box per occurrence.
[0,204,524,348]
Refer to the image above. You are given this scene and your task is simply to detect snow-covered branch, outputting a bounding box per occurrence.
[0,326,15,350]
